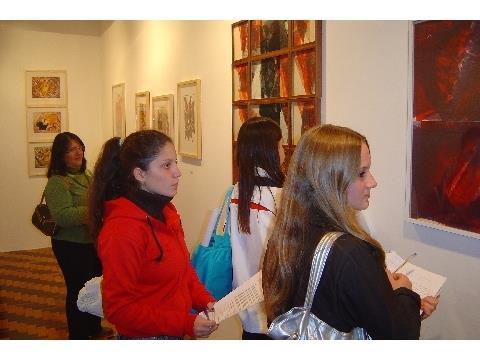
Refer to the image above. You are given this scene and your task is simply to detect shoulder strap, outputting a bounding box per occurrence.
[213,185,234,236]
[303,231,344,310]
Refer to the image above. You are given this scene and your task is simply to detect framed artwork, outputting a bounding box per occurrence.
[27,107,67,142]
[28,142,52,177]
[231,21,322,181]
[177,79,201,159]
[407,20,480,238]
[135,91,150,131]
[152,94,174,139]
[292,100,316,145]
[232,21,249,61]
[112,83,126,137]
[26,70,67,107]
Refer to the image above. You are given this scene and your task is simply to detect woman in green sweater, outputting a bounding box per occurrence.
[45,132,102,339]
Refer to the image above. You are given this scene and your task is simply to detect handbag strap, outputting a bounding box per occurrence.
[303,231,344,310]
[213,185,234,237]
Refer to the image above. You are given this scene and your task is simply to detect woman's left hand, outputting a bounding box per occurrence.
[420,295,439,320]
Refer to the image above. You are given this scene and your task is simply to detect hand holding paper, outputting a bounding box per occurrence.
[203,271,264,324]
[386,251,446,299]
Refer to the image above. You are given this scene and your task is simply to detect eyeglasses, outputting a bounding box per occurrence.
[66,145,83,154]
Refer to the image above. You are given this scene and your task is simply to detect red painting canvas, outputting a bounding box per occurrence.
[411,21,480,235]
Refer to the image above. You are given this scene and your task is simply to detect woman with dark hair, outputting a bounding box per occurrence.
[262,124,438,340]
[89,130,218,339]
[230,117,285,340]
[45,132,102,339]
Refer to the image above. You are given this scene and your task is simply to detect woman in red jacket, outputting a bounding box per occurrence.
[89,130,218,339]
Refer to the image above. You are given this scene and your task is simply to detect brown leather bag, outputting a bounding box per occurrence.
[32,192,58,237]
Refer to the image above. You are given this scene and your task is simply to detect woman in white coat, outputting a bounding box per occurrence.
[229,117,285,340]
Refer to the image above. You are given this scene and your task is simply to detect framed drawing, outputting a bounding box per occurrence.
[112,83,126,137]
[26,70,67,107]
[152,94,174,139]
[28,142,52,177]
[177,79,201,159]
[407,20,480,238]
[231,21,322,181]
[27,107,67,142]
[135,91,150,131]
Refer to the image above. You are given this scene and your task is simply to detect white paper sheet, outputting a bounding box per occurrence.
[206,271,264,323]
[385,251,446,299]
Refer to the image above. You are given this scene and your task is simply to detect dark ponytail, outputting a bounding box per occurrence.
[88,137,124,241]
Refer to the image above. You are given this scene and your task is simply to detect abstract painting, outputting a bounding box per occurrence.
[112,83,126,137]
[233,21,249,61]
[251,20,288,56]
[135,91,150,131]
[177,79,201,159]
[28,142,52,176]
[410,20,480,236]
[27,108,67,142]
[293,49,316,96]
[251,56,289,99]
[152,94,174,139]
[26,70,67,107]
[292,100,316,145]
[293,20,316,46]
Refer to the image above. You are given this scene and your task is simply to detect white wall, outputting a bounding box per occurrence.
[0,21,103,252]
[325,20,480,339]
[100,20,240,339]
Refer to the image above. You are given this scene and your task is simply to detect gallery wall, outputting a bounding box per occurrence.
[325,20,480,339]
[0,21,103,252]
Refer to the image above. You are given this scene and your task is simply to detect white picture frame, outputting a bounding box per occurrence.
[27,107,68,142]
[26,70,67,107]
[177,79,201,159]
[28,142,52,177]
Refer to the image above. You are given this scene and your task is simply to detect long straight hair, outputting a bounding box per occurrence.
[47,132,86,178]
[88,130,172,241]
[262,124,385,321]
[236,117,285,233]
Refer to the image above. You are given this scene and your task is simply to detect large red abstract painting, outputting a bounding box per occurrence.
[411,21,480,235]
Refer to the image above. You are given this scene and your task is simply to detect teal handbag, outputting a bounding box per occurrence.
[191,186,234,300]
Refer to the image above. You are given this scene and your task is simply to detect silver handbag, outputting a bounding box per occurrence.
[267,232,369,340]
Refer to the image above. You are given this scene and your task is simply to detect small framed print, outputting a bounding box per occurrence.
[152,94,174,139]
[135,91,150,131]
[28,142,52,177]
[112,83,126,138]
[177,79,201,159]
[27,107,67,142]
[26,70,67,107]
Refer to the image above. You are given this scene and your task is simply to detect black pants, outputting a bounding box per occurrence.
[51,239,102,339]
[242,330,272,340]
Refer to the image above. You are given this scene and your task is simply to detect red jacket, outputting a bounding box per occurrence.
[97,197,214,338]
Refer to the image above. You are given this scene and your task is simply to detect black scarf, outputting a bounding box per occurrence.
[125,188,173,223]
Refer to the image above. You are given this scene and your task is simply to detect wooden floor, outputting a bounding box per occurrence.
[0,247,113,339]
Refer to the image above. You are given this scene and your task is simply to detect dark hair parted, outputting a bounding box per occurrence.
[262,124,384,321]
[88,130,173,241]
[47,132,86,178]
[236,117,285,233]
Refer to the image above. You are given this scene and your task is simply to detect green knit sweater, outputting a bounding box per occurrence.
[44,169,92,244]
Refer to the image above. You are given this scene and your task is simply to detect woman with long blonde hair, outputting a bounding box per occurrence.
[262,124,438,339]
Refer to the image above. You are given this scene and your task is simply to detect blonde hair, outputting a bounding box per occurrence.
[262,124,385,321]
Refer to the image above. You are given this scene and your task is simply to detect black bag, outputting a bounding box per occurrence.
[32,192,58,236]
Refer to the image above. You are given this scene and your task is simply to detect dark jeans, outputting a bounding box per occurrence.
[242,330,272,340]
[51,239,102,340]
